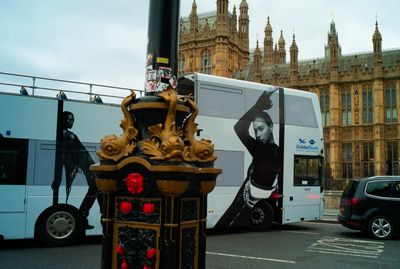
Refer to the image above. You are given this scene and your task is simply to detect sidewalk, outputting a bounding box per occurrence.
[322,208,339,223]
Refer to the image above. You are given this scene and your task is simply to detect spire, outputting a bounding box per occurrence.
[255,39,261,54]
[265,16,272,33]
[253,39,262,83]
[239,0,249,51]
[290,33,298,87]
[263,16,273,65]
[327,20,338,45]
[373,21,382,42]
[278,30,285,46]
[232,5,237,33]
[216,0,229,32]
[290,33,298,51]
[277,30,286,64]
[190,0,198,32]
[240,0,249,9]
[330,20,336,34]
[290,34,298,64]
[372,20,382,65]
[325,19,341,61]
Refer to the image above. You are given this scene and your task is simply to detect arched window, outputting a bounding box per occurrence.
[320,89,330,127]
[201,50,212,74]
[363,142,374,176]
[362,86,373,125]
[178,56,185,76]
[342,143,353,179]
[387,141,399,175]
[341,89,352,126]
[385,81,397,123]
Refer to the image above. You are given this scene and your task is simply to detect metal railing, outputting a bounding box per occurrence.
[0,71,145,105]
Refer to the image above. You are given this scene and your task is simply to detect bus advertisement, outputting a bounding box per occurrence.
[0,73,324,246]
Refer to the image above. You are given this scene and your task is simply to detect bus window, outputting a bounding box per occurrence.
[294,155,321,186]
[214,150,244,187]
[0,138,28,185]
[197,82,245,119]
[285,95,318,128]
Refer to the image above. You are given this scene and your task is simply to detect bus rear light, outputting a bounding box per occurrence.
[306,194,320,199]
[270,192,282,199]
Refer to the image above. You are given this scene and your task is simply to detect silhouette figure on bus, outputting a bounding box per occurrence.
[215,89,281,228]
[52,111,102,229]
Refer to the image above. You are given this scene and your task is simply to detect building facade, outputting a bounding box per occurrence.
[179,2,400,181]
[236,19,400,181]
[179,0,249,77]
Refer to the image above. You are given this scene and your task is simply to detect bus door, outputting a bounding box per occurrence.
[286,155,323,221]
[0,138,29,238]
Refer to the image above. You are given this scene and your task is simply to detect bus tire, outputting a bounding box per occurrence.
[35,204,85,246]
[250,201,274,230]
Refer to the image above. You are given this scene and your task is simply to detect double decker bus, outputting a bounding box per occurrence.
[0,72,324,245]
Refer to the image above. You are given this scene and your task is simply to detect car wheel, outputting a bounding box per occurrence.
[250,201,274,230]
[35,204,84,246]
[368,215,393,240]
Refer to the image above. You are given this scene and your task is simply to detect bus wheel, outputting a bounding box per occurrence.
[35,204,84,246]
[250,202,274,230]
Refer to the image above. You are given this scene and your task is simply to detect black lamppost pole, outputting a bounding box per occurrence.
[145,0,181,94]
[91,0,221,268]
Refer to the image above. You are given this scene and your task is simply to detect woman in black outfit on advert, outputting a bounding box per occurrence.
[214,88,281,229]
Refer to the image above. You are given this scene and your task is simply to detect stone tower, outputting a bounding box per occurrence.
[179,0,249,78]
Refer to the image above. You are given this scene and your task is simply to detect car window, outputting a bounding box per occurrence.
[393,181,400,198]
[365,181,392,197]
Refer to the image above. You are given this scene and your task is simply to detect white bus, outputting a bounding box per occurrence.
[179,73,324,229]
[0,72,324,246]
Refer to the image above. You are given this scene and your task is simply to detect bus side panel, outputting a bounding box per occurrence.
[206,150,245,229]
[24,139,103,238]
[206,187,240,228]
[0,212,26,239]
[63,101,123,143]
[0,94,57,140]
[0,185,26,213]
[0,186,26,239]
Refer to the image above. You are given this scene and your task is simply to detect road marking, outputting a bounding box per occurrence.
[307,249,379,259]
[285,231,319,235]
[307,236,385,259]
[206,251,296,264]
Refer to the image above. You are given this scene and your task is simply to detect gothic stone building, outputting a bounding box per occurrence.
[179,1,400,181]
[179,0,249,77]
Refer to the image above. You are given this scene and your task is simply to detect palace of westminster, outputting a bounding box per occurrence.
[178,0,400,181]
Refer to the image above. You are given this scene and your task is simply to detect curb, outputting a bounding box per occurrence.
[311,218,339,224]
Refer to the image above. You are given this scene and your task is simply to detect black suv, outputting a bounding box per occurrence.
[338,176,400,239]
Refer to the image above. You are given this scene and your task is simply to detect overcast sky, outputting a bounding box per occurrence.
[0,0,398,92]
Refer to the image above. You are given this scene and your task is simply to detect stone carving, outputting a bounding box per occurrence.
[97,91,138,162]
